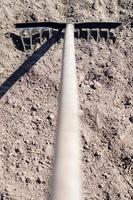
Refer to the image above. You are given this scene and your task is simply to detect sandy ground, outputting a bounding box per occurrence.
[0,0,133,199]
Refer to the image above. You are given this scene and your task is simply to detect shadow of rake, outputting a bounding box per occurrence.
[0,31,62,99]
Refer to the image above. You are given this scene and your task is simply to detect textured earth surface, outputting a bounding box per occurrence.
[0,0,133,199]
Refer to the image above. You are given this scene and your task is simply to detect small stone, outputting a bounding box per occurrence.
[26,97,32,102]
[46,156,51,164]
[94,151,99,157]
[15,148,20,153]
[36,166,42,172]
[92,2,98,10]
[31,111,36,116]
[84,80,89,85]
[25,177,32,184]
[128,77,133,87]
[5,32,11,39]
[5,96,12,105]
[102,173,108,179]
[30,13,38,22]
[98,184,102,189]
[90,81,96,90]
[14,146,23,154]
[83,143,89,150]
[79,83,82,88]
[55,84,59,91]
[83,156,89,163]
[129,116,133,123]
[124,96,132,107]
[47,114,54,120]
[31,105,37,112]
[12,101,18,108]
[36,177,42,184]
[31,140,37,146]
[104,68,114,79]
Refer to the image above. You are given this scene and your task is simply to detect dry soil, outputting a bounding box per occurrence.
[0,0,133,199]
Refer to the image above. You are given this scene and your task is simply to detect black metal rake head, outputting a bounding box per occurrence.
[15,21,122,52]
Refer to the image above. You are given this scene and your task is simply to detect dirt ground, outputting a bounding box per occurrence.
[0,0,133,199]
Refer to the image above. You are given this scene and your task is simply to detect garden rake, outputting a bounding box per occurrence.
[15,21,122,200]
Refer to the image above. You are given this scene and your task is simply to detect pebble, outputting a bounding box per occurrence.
[31,105,38,112]
[55,84,59,91]
[25,177,32,184]
[36,177,42,184]
[129,116,133,123]
[30,13,38,22]
[83,143,89,150]
[36,166,42,172]
[47,114,54,120]
[83,156,89,163]
[5,96,12,105]
[12,101,18,108]
[124,96,132,107]
[94,151,99,157]
[104,68,115,79]
[98,184,102,189]
[90,81,96,90]
[92,2,98,10]
[31,111,36,116]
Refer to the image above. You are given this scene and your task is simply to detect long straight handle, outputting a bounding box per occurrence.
[52,24,81,200]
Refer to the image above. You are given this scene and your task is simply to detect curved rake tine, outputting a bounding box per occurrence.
[20,31,26,52]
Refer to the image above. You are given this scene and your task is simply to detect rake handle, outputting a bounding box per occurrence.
[52,24,81,200]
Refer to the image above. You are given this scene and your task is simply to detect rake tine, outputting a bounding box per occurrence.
[87,29,90,41]
[97,28,100,42]
[29,29,33,49]
[77,29,80,38]
[20,31,26,52]
[107,29,110,41]
[48,28,52,39]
